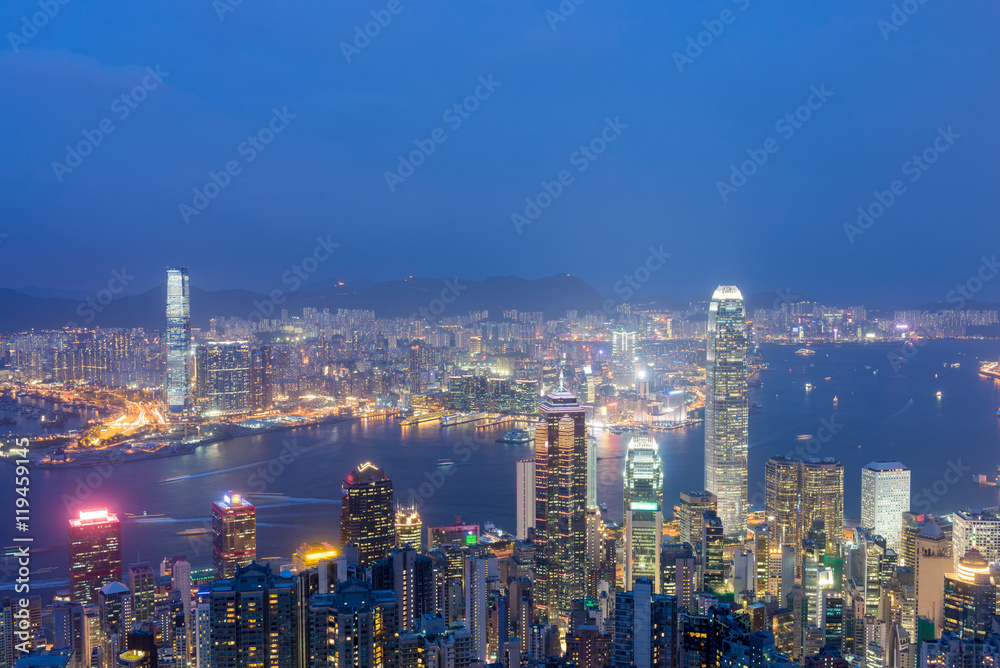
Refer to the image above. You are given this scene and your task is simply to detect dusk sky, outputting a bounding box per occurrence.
[1,1,997,306]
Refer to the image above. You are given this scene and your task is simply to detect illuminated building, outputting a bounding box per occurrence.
[395,505,423,551]
[372,548,435,634]
[250,346,272,410]
[126,563,155,623]
[99,582,133,667]
[206,563,297,668]
[195,342,251,414]
[397,614,474,668]
[340,462,396,568]
[916,520,950,637]
[704,285,749,538]
[611,330,637,390]
[308,580,398,668]
[943,548,996,641]
[69,509,122,605]
[515,460,535,540]
[165,267,192,414]
[765,456,800,551]
[612,578,676,668]
[291,542,338,574]
[427,521,479,549]
[860,461,910,556]
[533,387,588,628]
[623,435,662,593]
[465,554,499,662]
[678,491,716,546]
[952,508,1000,573]
[212,492,256,580]
[700,511,724,591]
[800,458,844,557]
[52,601,89,668]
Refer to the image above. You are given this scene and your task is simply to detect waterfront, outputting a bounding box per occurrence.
[3,340,1000,597]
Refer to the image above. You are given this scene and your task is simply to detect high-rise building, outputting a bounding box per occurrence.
[678,491,717,546]
[861,461,910,555]
[127,563,155,623]
[765,456,801,550]
[340,462,396,568]
[308,579,399,668]
[194,342,252,414]
[371,548,435,635]
[206,563,297,668]
[69,509,122,605]
[943,548,996,641]
[623,435,662,593]
[704,285,749,538]
[165,267,192,414]
[533,387,588,628]
[952,508,1000,572]
[395,504,423,551]
[915,520,951,637]
[765,457,844,557]
[398,614,474,668]
[250,346,273,410]
[465,554,499,662]
[52,601,90,668]
[611,578,676,668]
[515,459,535,540]
[99,583,133,668]
[212,492,256,580]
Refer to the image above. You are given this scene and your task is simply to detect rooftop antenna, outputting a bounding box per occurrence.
[558,368,565,392]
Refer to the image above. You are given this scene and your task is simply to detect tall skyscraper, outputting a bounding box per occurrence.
[69,509,122,605]
[704,285,749,538]
[623,435,663,593]
[212,492,257,580]
[340,462,396,568]
[765,457,845,557]
[98,582,133,666]
[515,459,536,540]
[372,548,435,635]
[165,267,192,414]
[611,578,676,668]
[250,346,273,410]
[677,491,717,546]
[395,504,423,551]
[943,548,996,641]
[308,579,399,668]
[861,461,910,555]
[194,342,252,414]
[127,563,155,623]
[533,387,587,629]
[765,456,801,550]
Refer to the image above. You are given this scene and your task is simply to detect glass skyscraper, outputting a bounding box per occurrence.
[212,492,257,580]
[340,462,396,568]
[861,460,910,556]
[623,434,663,592]
[704,285,749,538]
[165,267,192,413]
[68,509,122,605]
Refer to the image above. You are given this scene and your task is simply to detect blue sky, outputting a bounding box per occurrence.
[1,0,997,306]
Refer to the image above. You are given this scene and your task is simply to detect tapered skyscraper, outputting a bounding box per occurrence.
[533,387,587,629]
[704,285,748,538]
[624,435,663,593]
[165,267,192,413]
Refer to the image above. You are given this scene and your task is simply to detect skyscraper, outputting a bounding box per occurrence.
[800,458,844,557]
[165,267,192,414]
[704,285,749,538]
[677,491,717,546]
[623,435,663,593]
[943,548,996,641]
[127,563,155,623]
[341,462,396,568]
[212,492,257,580]
[194,341,252,414]
[861,461,910,555]
[515,459,535,540]
[765,456,801,550]
[395,504,423,551]
[68,509,122,605]
[533,387,587,629]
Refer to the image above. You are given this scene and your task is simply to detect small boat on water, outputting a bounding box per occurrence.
[177,528,211,536]
[497,428,531,445]
[796,348,816,355]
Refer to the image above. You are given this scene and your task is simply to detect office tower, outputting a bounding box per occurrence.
[611,329,637,389]
[533,387,587,628]
[308,579,399,668]
[408,341,423,394]
[250,346,272,410]
[821,590,845,652]
[212,492,257,580]
[207,563,297,668]
[623,435,663,593]
[587,436,598,509]
[465,554,499,662]
[171,556,192,654]
[515,459,535,540]
[952,508,1000,572]
[943,548,996,641]
[398,614,474,668]
[611,578,676,668]
[427,520,480,550]
[678,491,717,546]
[916,520,950,637]
[127,563,155,623]
[800,458,844,557]
[195,591,210,668]
[700,511,725,591]
[372,548,436,634]
[704,285,749,538]
[69,509,122,605]
[341,462,396,568]
[194,342,252,414]
[52,601,90,668]
[660,544,695,612]
[165,267,192,413]
[395,504,423,551]
[765,456,801,550]
[749,525,771,600]
[98,583,133,668]
[585,506,603,597]
[860,461,910,555]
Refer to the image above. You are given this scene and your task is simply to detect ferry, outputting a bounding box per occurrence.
[796,348,816,355]
[496,428,531,445]
[177,528,211,536]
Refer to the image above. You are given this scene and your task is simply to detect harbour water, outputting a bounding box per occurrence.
[3,340,1000,596]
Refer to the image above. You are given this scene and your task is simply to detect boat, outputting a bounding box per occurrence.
[496,428,531,445]
[833,395,838,405]
[177,528,211,536]
[936,391,942,399]
[796,348,816,355]
[805,383,813,391]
